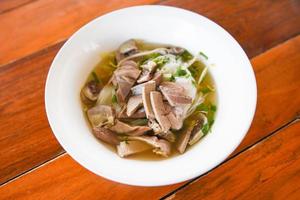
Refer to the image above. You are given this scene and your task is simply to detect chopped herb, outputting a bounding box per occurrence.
[142,53,160,63]
[199,51,208,59]
[92,71,100,84]
[169,75,175,82]
[201,123,210,135]
[153,56,169,67]
[211,104,217,112]
[200,85,214,94]
[200,87,211,94]
[174,67,187,77]
[196,103,209,112]
[181,50,193,61]
[112,94,118,104]
[164,74,175,82]
[188,61,203,80]
[195,102,217,135]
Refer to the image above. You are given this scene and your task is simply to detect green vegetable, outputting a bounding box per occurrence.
[199,51,208,59]
[174,67,187,77]
[112,94,118,104]
[196,104,209,112]
[153,56,169,67]
[164,74,175,82]
[200,84,214,94]
[188,61,204,81]
[169,75,175,82]
[92,71,100,83]
[180,50,193,61]
[211,104,217,112]
[141,53,160,63]
[196,103,217,135]
[201,123,210,135]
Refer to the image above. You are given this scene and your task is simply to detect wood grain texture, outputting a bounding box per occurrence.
[233,35,300,154]
[0,0,35,14]
[1,1,298,185]
[162,0,300,58]
[0,0,299,66]
[0,43,64,184]
[0,155,182,200]
[0,35,299,198]
[0,0,159,66]
[164,120,300,200]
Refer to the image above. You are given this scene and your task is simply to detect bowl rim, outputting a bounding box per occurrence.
[45,5,257,186]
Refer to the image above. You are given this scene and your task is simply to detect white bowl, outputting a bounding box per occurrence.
[45,5,256,186]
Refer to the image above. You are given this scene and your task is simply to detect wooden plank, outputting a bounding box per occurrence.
[0,35,299,198]
[0,43,64,184]
[0,0,299,66]
[0,0,159,66]
[233,35,300,154]
[0,0,34,14]
[0,155,182,200]
[162,0,300,58]
[163,120,300,200]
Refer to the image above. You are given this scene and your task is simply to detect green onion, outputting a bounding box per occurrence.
[112,94,118,104]
[196,103,217,135]
[199,51,208,59]
[201,123,210,135]
[196,103,209,112]
[141,53,160,63]
[169,75,176,82]
[200,84,214,94]
[211,104,217,112]
[92,71,100,83]
[174,67,187,77]
[181,50,193,61]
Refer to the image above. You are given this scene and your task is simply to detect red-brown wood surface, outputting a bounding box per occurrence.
[0,0,299,66]
[164,120,300,200]
[162,0,300,58]
[0,34,299,199]
[0,0,300,199]
[0,0,34,13]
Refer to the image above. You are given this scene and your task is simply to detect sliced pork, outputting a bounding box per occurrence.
[150,91,171,133]
[126,95,143,116]
[128,136,171,157]
[113,61,141,103]
[159,82,192,106]
[117,141,152,157]
[87,105,115,127]
[92,127,119,145]
[142,81,156,119]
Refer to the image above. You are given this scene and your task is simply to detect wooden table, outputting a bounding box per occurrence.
[0,0,299,199]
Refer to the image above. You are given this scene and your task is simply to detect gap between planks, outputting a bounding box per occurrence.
[0,0,38,15]
[0,151,65,187]
[160,116,300,200]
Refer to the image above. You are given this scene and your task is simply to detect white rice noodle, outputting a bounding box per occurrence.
[117,48,168,67]
[185,93,205,118]
[198,67,208,84]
